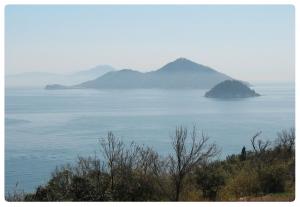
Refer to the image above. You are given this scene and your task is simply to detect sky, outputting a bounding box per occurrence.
[5,5,295,82]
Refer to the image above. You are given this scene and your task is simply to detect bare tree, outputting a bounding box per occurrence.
[100,132,123,192]
[169,126,218,201]
[276,128,295,152]
[250,131,274,168]
[100,133,142,200]
[137,146,160,176]
[118,141,140,175]
[250,131,271,154]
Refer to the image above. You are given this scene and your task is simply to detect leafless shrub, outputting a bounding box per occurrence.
[251,131,271,154]
[169,126,218,201]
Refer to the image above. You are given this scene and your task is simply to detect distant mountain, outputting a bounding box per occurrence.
[46,58,234,89]
[70,65,115,79]
[205,80,260,98]
[6,65,115,88]
[6,72,64,88]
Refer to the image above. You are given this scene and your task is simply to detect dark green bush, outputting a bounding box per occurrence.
[258,165,286,194]
[196,163,225,200]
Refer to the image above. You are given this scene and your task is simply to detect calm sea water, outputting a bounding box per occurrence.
[5,83,295,193]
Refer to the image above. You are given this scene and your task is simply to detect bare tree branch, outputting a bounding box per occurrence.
[169,126,218,201]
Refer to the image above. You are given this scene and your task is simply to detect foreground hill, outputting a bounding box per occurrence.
[7,127,294,201]
[205,80,260,98]
[45,58,233,89]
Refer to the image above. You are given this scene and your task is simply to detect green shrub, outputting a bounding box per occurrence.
[196,163,225,201]
[258,164,287,194]
[225,167,261,198]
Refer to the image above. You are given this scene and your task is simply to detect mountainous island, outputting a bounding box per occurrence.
[204,80,260,98]
[45,58,234,90]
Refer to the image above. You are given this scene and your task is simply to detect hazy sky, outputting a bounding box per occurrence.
[5,5,294,82]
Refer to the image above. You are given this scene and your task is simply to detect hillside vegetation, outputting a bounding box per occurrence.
[7,127,295,201]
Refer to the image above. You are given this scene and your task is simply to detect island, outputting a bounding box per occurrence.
[204,80,260,98]
[45,84,71,90]
[45,58,234,90]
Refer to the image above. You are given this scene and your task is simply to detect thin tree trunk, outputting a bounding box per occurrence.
[175,179,181,201]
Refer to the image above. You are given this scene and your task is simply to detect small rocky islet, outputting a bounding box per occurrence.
[205,80,260,98]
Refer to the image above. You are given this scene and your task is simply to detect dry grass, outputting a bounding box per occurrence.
[237,192,295,202]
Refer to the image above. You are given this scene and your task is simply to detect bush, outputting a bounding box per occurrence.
[258,164,286,194]
[225,166,261,199]
[196,163,225,201]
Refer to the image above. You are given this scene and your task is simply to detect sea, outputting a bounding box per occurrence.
[5,82,295,194]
